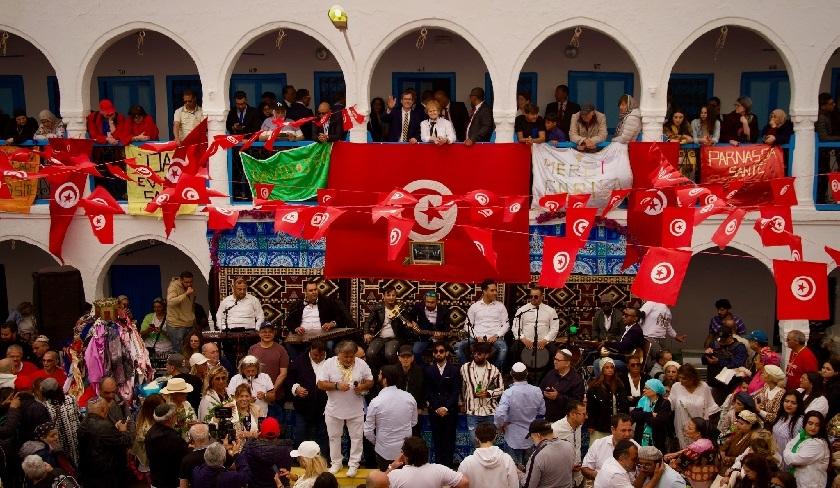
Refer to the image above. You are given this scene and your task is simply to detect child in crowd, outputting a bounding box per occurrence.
[544,113,568,145]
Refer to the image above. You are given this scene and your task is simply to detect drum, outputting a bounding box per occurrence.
[520,347,550,369]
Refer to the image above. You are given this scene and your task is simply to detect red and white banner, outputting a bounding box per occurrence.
[204,206,240,231]
[47,171,88,261]
[80,187,124,244]
[773,260,829,320]
[324,143,531,281]
[700,144,786,206]
[754,206,795,247]
[566,207,597,242]
[631,247,692,306]
[538,237,583,288]
[660,207,694,248]
[711,208,746,250]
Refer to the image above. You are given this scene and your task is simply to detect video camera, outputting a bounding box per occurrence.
[208,406,236,443]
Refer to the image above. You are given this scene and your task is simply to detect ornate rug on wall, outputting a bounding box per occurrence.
[510,275,636,339]
[530,223,638,275]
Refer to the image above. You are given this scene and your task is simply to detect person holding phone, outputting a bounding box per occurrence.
[635,446,685,487]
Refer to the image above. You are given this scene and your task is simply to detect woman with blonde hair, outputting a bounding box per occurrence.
[232,383,261,438]
[131,394,165,478]
[420,99,455,144]
[198,366,233,422]
[289,441,329,488]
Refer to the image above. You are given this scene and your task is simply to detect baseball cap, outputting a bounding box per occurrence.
[258,321,275,330]
[745,330,768,344]
[579,103,595,114]
[33,335,50,345]
[189,353,208,367]
[260,417,281,438]
[99,99,116,116]
[290,440,321,458]
[398,345,414,357]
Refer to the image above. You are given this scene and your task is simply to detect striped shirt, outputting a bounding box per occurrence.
[460,361,503,416]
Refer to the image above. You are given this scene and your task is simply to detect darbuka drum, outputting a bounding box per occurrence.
[520,347,550,369]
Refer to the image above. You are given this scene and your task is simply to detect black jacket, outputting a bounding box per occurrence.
[5,117,38,144]
[466,102,494,142]
[314,111,345,142]
[402,364,426,408]
[630,397,673,453]
[226,105,263,135]
[286,354,328,420]
[424,361,460,412]
[587,380,630,433]
[175,372,204,413]
[720,111,760,144]
[386,106,426,142]
[408,303,450,334]
[17,393,50,442]
[364,305,411,342]
[539,369,585,422]
[286,297,353,330]
[761,119,794,145]
[544,100,581,135]
[287,102,315,140]
[145,422,190,488]
[603,323,645,356]
[241,438,292,488]
[441,101,468,142]
[77,414,132,488]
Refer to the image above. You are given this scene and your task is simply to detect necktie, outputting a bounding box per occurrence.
[430,121,437,137]
[239,111,244,124]
[401,111,409,142]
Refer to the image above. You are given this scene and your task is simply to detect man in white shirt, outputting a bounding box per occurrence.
[215,277,264,330]
[173,89,203,144]
[456,279,509,369]
[364,364,418,470]
[594,440,652,488]
[581,413,637,480]
[513,285,559,370]
[316,340,374,478]
[386,437,468,488]
[639,301,686,364]
[552,399,586,487]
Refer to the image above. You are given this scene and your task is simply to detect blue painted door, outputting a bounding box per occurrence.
[98,76,156,121]
[484,72,538,107]
[314,71,345,106]
[109,265,161,320]
[230,74,287,107]
[568,71,634,132]
[167,75,203,139]
[0,75,25,116]
[740,71,790,129]
[668,74,714,120]
[392,73,455,101]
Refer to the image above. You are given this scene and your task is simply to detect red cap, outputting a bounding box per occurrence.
[99,99,116,116]
[260,417,281,438]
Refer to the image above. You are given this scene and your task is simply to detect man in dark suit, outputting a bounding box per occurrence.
[363,285,411,370]
[385,89,426,142]
[594,305,646,376]
[424,341,461,468]
[434,90,468,142]
[592,298,623,341]
[286,340,329,457]
[286,88,314,140]
[225,91,262,135]
[285,280,354,357]
[543,84,580,136]
[464,87,494,145]
[407,291,451,363]
[279,85,297,110]
[314,101,344,142]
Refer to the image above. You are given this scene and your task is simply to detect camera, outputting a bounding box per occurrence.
[210,407,236,443]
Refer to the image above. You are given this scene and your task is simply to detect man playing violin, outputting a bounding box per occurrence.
[406,291,451,364]
[364,285,409,370]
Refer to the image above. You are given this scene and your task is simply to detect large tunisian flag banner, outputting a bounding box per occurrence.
[325,143,531,282]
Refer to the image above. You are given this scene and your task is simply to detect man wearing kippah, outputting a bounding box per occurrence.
[635,446,685,487]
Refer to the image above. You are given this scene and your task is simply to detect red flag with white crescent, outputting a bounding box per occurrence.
[538,236,582,288]
[254,183,276,201]
[47,171,88,261]
[769,177,797,206]
[825,245,840,269]
[502,195,527,223]
[631,247,692,306]
[274,206,310,238]
[538,193,567,212]
[754,206,794,246]
[711,208,746,250]
[79,187,124,245]
[386,217,414,261]
[601,189,631,217]
[204,206,240,231]
[173,174,211,205]
[660,207,695,248]
[301,206,345,241]
[773,260,828,320]
[829,172,840,203]
[567,193,591,209]
[566,207,597,242]
[463,225,497,270]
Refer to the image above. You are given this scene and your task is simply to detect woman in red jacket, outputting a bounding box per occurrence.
[86,99,131,145]
[127,104,159,141]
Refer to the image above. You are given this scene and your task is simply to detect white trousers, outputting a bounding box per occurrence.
[325,414,364,468]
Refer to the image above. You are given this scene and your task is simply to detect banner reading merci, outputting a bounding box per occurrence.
[124,145,196,216]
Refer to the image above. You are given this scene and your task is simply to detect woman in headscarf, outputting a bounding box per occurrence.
[33,109,65,140]
[719,409,761,472]
[612,94,641,143]
[631,378,672,453]
[761,108,793,145]
[718,382,756,438]
[754,364,786,423]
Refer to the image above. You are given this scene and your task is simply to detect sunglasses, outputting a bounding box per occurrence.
[629,363,641,367]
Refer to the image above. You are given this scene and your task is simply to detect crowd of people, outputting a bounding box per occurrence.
[2,274,840,488]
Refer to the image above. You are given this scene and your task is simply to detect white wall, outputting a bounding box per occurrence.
[0,240,60,314]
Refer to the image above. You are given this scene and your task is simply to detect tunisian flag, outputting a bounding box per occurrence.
[47,171,88,261]
[324,143,531,281]
[773,260,829,320]
[631,247,692,306]
[538,237,582,288]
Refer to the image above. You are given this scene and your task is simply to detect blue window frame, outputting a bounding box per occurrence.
[484,72,538,107]
[830,68,840,100]
[47,76,60,117]
[314,71,345,107]
[97,75,156,122]
[740,71,790,128]
[0,75,25,116]
[668,73,714,120]
[166,75,202,140]
[568,71,634,132]
[392,72,456,101]
[230,73,287,108]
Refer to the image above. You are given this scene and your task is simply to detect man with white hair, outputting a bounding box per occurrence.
[635,446,685,487]
[179,423,215,488]
[21,454,55,486]
[201,341,234,375]
[192,442,250,486]
[316,340,374,477]
[5,343,37,376]
[146,403,190,488]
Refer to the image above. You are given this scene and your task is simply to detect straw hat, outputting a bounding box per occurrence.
[160,377,194,394]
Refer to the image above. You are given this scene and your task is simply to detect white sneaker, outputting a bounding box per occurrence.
[328,463,341,474]
[346,467,358,477]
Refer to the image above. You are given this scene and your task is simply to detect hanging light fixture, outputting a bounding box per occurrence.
[565,26,582,58]
[136,30,146,56]
[328,5,348,30]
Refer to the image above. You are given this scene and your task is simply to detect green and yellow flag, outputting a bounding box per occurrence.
[240,143,332,201]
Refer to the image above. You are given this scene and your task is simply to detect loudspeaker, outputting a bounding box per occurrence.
[33,266,87,341]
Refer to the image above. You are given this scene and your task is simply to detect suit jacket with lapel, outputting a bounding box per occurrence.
[286,355,328,419]
[424,361,461,411]
[544,100,580,135]
[226,105,262,134]
[409,303,450,333]
[364,305,410,342]
[286,297,353,330]
[442,101,468,141]
[466,102,494,142]
[386,106,426,142]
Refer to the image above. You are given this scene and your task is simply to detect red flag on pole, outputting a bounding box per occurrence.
[773,260,829,320]
[386,217,414,261]
[538,236,582,288]
[631,247,692,306]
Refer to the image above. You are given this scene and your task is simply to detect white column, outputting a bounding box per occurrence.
[790,113,818,207]
[349,107,369,143]
[204,109,230,205]
[492,109,515,143]
[640,111,665,142]
[61,111,88,139]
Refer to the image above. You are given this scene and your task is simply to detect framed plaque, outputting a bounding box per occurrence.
[410,241,444,265]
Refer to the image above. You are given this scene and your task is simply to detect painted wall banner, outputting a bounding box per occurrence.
[700,144,785,205]
[240,142,332,202]
[124,145,195,216]
[0,146,40,213]
[531,142,633,210]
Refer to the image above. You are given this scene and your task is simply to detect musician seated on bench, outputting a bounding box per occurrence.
[286,280,353,357]
[512,284,559,370]
[364,285,409,370]
[406,291,451,364]
[593,306,645,377]
[215,277,265,330]
[455,279,510,370]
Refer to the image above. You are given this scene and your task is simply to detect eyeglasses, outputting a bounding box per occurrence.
[318,111,330,116]
[553,357,569,362]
